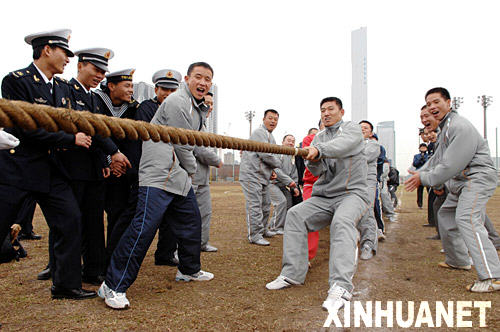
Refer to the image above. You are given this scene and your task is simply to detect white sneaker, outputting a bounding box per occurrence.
[201,244,218,252]
[467,279,500,293]
[377,229,386,242]
[389,215,398,223]
[175,269,214,282]
[250,238,270,246]
[98,282,130,309]
[275,229,284,235]
[322,284,352,312]
[265,275,300,290]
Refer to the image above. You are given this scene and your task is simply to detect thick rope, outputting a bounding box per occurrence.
[0,99,309,157]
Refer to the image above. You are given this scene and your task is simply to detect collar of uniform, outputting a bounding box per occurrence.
[325,119,343,132]
[74,78,90,94]
[32,62,53,86]
[439,110,454,130]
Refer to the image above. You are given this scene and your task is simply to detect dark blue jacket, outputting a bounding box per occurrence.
[0,63,76,192]
[412,152,429,170]
[57,78,119,181]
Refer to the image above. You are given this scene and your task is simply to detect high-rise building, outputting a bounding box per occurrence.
[207,84,218,134]
[133,81,155,103]
[351,27,367,123]
[377,121,396,165]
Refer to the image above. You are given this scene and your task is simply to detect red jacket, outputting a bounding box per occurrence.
[302,134,319,184]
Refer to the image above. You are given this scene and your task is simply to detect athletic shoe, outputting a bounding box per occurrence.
[98,282,129,309]
[377,229,386,242]
[175,269,214,282]
[322,284,352,312]
[250,238,270,246]
[466,279,500,293]
[263,230,277,238]
[440,249,445,253]
[389,215,398,223]
[201,244,218,252]
[438,261,471,271]
[275,229,284,235]
[265,275,300,290]
[360,245,374,260]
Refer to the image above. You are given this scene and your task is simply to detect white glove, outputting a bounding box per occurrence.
[0,130,20,150]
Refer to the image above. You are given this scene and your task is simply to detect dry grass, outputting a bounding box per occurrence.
[0,184,499,331]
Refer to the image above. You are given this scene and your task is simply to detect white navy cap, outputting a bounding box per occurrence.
[74,48,114,72]
[24,29,74,57]
[106,68,135,83]
[152,69,182,89]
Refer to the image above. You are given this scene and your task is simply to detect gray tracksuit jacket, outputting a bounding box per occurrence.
[239,124,281,185]
[193,131,221,186]
[307,120,369,202]
[274,154,298,188]
[364,139,380,186]
[139,83,208,196]
[419,110,497,188]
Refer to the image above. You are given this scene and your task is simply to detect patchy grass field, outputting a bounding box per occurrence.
[0,184,499,331]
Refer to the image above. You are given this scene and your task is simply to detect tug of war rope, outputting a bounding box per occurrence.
[0,99,308,157]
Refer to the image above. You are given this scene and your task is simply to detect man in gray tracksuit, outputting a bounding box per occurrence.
[266,97,369,312]
[406,87,500,293]
[100,63,216,309]
[193,135,222,252]
[358,120,381,260]
[269,134,299,234]
[239,110,282,246]
[380,160,398,222]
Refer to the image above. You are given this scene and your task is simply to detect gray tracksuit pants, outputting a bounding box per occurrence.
[193,184,212,248]
[269,184,291,232]
[240,180,271,242]
[281,194,368,292]
[439,176,500,280]
[357,181,379,252]
[380,181,396,218]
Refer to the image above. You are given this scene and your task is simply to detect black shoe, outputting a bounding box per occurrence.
[82,275,104,286]
[155,257,179,266]
[18,231,42,241]
[51,286,97,300]
[37,266,51,280]
[426,235,440,240]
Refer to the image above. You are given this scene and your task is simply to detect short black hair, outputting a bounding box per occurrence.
[307,128,318,135]
[419,128,425,135]
[425,87,450,101]
[264,109,279,117]
[206,91,213,97]
[33,44,57,60]
[187,62,214,77]
[282,134,294,142]
[421,105,427,111]
[320,97,343,109]
[359,120,373,132]
[419,143,428,148]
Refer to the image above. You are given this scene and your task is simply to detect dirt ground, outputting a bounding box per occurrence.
[0,183,499,331]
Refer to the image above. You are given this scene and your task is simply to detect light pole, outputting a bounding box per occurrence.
[244,111,255,137]
[452,96,463,111]
[477,95,493,140]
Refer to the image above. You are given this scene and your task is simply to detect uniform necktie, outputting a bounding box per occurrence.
[47,82,53,94]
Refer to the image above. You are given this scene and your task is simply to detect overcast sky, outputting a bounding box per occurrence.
[1,0,499,174]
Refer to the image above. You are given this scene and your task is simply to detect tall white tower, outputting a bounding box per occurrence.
[351,27,367,123]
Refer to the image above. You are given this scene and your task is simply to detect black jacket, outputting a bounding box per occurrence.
[57,78,118,181]
[0,63,76,192]
[94,90,139,181]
